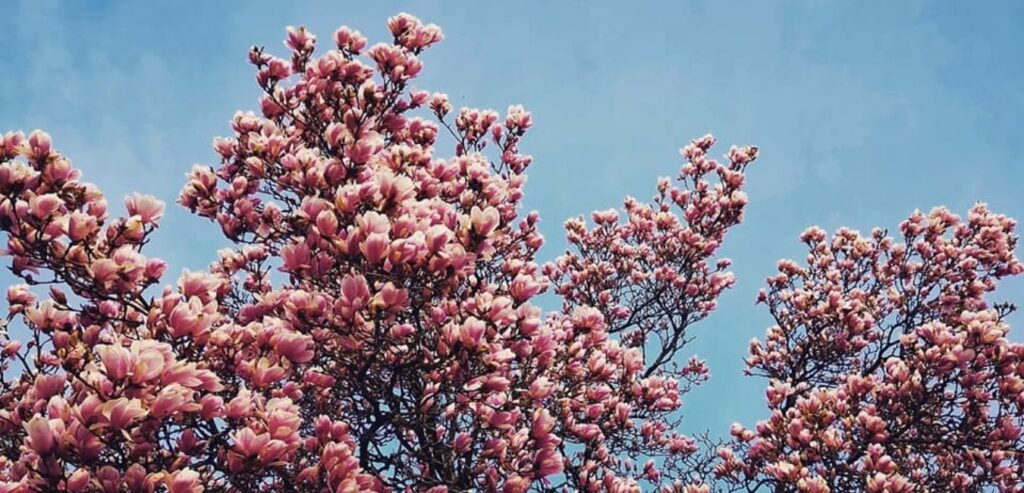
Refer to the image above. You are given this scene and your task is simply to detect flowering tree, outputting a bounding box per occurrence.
[0,12,1018,493]
[0,13,756,493]
[715,206,1024,492]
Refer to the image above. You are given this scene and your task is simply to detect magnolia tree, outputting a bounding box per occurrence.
[713,205,1024,493]
[0,13,1020,493]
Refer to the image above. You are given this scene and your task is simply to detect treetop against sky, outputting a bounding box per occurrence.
[1,4,1023,492]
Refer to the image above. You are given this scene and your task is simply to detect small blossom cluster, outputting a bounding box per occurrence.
[543,134,757,490]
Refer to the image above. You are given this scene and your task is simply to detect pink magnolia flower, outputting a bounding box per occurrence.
[101,398,148,430]
[96,345,132,382]
[470,206,500,237]
[66,469,91,492]
[124,193,166,224]
[27,130,52,159]
[534,448,563,478]
[166,468,204,493]
[24,415,55,454]
[29,193,63,219]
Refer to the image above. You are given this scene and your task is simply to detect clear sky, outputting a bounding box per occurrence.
[2,0,1023,438]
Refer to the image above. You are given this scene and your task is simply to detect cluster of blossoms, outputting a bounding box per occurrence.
[714,205,1024,491]
[0,126,378,492]
[544,135,758,490]
[2,11,1020,493]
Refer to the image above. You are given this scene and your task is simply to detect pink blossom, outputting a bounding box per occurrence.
[98,344,132,380]
[24,415,55,454]
[334,26,367,53]
[66,469,91,492]
[166,468,204,493]
[29,193,62,219]
[125,193,166,224]
[534,448,563,477]
[27,130,52,158]
[470,206,500,237]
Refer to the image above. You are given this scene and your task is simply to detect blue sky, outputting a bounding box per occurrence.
[2,1,1023,438]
